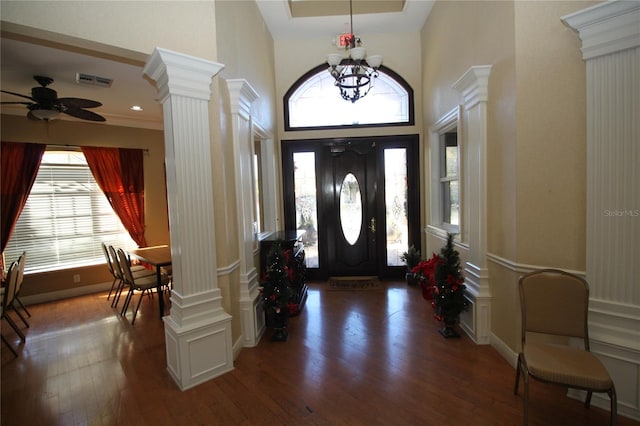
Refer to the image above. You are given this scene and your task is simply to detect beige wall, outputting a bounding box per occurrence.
[514,0,593,268]
[216,0,277,134]
[422,0,517,255]
[213,0,278,346]
[1,114,168,297]
[421,0,597,351]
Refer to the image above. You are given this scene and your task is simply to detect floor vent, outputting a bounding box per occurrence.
[75,73,113,88]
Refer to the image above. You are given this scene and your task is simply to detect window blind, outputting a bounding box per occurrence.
[4,151,136,273]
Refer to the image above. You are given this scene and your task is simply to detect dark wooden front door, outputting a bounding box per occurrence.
[321,141,378,276]
[282,135,420,280]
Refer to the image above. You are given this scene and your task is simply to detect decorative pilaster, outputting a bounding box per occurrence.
[452,65,492,344]
[563,1,640,419]
[143,48,233,390]
[225,79,262,347]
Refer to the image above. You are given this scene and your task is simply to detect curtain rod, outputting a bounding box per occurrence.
[46,143,149,153]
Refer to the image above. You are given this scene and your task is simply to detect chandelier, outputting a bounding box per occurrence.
[326,0,383,103]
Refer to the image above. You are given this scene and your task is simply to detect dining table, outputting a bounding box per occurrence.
[128,245,172,319]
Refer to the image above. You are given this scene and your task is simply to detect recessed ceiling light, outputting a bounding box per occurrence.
[130,105,143,111]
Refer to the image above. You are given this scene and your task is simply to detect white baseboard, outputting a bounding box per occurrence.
[490,332,518,369]
[21,282,112,306]
[232,335,244,360]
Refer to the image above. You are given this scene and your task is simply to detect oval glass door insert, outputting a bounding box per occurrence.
[339,173,363,245]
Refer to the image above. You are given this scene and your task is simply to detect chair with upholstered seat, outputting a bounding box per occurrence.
[108,245,153,309]
[1,330,18,357]
[1,261,25,351]
[116,248,168,325]
[514,269,617,425]
[10,251,31,328]
[102,243,120,301]
[1,286,18,357]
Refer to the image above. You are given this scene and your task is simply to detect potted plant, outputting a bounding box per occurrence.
[412,233,468,338]
[260,242,296,341]
[400,244,421,285]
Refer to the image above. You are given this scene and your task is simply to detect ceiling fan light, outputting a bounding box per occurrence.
[31,108,60,120]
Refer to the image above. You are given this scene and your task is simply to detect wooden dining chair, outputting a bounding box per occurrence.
[514,269,617,425]
[116,248,168,325]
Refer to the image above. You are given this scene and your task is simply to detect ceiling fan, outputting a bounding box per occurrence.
[0,75,106,122]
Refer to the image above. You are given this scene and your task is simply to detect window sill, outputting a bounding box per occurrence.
[426,224,460,238]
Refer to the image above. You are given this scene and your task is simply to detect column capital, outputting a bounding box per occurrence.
[226,78,260,118]
[562,0,640,60]
[144,47,224,101]
[452,65,492,110]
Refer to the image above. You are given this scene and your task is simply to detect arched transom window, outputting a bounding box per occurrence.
[284,65,414,130]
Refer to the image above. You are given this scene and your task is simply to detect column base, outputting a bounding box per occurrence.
[459,294,491,344]
[240,290,265,347]
[163,295,233,391]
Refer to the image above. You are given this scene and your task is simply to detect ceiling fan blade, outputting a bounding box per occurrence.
[0,101,33,105]
[1,90,36,102]
[58,97,102,109]
[63,106,106,122]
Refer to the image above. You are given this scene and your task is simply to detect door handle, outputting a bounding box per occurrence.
[369,217,376,233]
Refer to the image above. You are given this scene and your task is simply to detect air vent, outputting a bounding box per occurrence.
[75,73,113,88]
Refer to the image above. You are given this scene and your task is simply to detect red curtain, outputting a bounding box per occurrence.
[82,146,148,247]
[1,142,46,253]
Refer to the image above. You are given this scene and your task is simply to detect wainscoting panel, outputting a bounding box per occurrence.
[562,2,640,420]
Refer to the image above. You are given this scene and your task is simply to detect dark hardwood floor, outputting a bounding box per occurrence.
[2,281,634,425]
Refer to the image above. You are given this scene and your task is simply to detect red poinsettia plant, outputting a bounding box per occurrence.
[412,233,468,330]
[411,253,442,300]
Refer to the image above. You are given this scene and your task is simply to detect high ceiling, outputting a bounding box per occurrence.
[288,0,406,18]
[258,0,434,39]
[0,0,433,129]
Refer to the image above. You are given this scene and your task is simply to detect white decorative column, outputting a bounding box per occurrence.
[563,1,640,420]
[224,79,263,347]
[452,65,492,344]
[143,48,233,391]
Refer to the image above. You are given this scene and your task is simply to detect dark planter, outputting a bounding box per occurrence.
[420,279,434,300]
[270,310,289,342]
[438,317,461,338]
[406,272,419,286]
